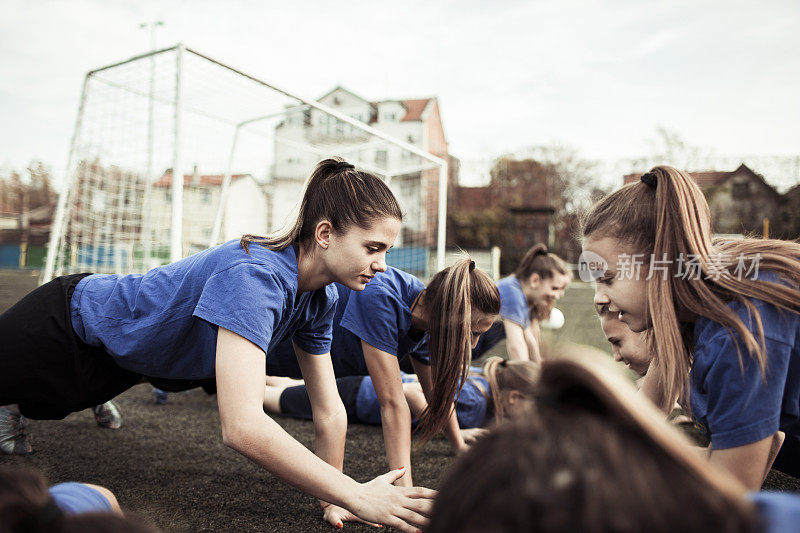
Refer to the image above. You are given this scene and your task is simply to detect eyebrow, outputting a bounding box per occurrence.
[364,241,393,250]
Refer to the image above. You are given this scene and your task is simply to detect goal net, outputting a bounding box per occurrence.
[43,45,448,282]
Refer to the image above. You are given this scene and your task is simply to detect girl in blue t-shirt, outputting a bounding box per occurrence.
[0,158,434,532]
[581,165,800,490]
[472,244,571,363]
[263,357,539,438]
[267,259,501,487]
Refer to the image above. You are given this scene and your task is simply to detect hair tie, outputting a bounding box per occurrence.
[468,260,475,272]
[500,359,507,367]
[333,161,355,173]
[534,246,548,257]
[641,172,657,189]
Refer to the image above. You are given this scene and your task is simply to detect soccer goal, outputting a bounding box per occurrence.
[43,44,448,283]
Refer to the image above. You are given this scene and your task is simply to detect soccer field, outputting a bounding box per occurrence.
[1,272,797,531]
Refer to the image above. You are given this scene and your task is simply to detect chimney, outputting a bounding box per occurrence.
[191,164,200,185]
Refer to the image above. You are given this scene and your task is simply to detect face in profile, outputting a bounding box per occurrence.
[584,236,649,333]
[600,309,651,375]
[325,216,401,291]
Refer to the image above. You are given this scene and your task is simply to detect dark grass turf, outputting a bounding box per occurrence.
[2,270,798,532]
[0,385,453,532]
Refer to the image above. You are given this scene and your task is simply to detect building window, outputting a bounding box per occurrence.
[732,181,750,199]
[384,113,396,121]
[200,189,211,204]
[375,150,387,168]
[407,135,415,144]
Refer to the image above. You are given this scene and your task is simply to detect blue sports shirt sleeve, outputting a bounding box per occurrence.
[498,277,530,328]
[193,263,284,356]
[339,286,403,356]
[292,284,338,355]
[692,301,795,450]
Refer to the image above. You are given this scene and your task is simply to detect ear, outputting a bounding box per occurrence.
[507,390,522,405]
[528,273,541,286]
[314,220,332,249]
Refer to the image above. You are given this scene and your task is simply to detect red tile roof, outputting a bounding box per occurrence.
[400,99,432,121]
[154,172,250,188]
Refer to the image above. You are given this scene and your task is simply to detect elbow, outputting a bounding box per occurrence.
[313,402,348,435]
[220,420,254,453]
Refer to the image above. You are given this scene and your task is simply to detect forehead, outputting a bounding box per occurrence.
[582,236,641,273]
[343,217,401,241]
[600,313,626,334]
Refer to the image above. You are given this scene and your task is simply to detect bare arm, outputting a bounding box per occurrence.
[523,321,542,364]
[362,339,413,487]
[215,328,434,532]
[709,434,775,491]
[411,358,467,454]
[503,320,530,361]
[292,342,347,473]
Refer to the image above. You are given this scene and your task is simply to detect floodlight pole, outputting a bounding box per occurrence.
[42,74,91,283]
[170,43,185,263]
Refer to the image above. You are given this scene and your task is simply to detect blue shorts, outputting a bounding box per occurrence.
[278,376,362,421]
[49,482,112,514]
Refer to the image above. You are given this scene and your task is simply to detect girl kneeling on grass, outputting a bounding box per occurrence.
[581,165,800,490]
[263,356,539,444]
[265,260,501,487]
[471,244,571,363]
[0,158,434,532]
[428,347,800,533]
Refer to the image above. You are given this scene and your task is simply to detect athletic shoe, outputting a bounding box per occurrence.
[153,388,169,405]
[0,404,33,455]
[93,401,122,429]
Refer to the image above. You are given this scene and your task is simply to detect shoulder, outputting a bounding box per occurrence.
[497,276,524,302]
[373,267,424,296]
[696,271,800,347]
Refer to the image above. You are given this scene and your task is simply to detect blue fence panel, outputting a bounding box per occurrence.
[386,246,428,277]
[77,246,130,269]
[0,245,21,267]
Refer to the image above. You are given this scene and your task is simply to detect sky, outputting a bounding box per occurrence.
[1,0,798,187]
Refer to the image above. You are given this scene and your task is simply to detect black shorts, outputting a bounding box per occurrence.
[278,376,362,422]
[0,274,142,420]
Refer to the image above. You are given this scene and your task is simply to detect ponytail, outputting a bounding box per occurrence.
[515,243,569,281]
[582,165,800,408]
[241,157,402,252]
[417,259,500,444]
[482,356,540,421]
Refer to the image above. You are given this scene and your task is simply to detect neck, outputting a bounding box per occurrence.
[410,293,429,332]
[296,243,332,293]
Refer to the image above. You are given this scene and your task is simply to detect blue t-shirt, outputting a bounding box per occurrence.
[267,266,428,378]
[497,276,530,328]
[70,241,338,379]
[354,371,491,428]
[750,491,800,533]
[49,482,113,514]
[690,271,800,450]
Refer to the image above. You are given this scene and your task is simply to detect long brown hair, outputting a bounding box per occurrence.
[416,259,501,444]
[428,348,756,533]
[581,165,800,408]
[241,157,402,252]
[481,356,539,421]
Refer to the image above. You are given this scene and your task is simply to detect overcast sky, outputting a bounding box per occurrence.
[1,0,798,187]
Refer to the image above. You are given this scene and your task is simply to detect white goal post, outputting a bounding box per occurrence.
[43,44,448,283]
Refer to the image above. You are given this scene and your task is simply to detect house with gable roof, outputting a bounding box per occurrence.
[623,164,784,236]
[271,86,453,258]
